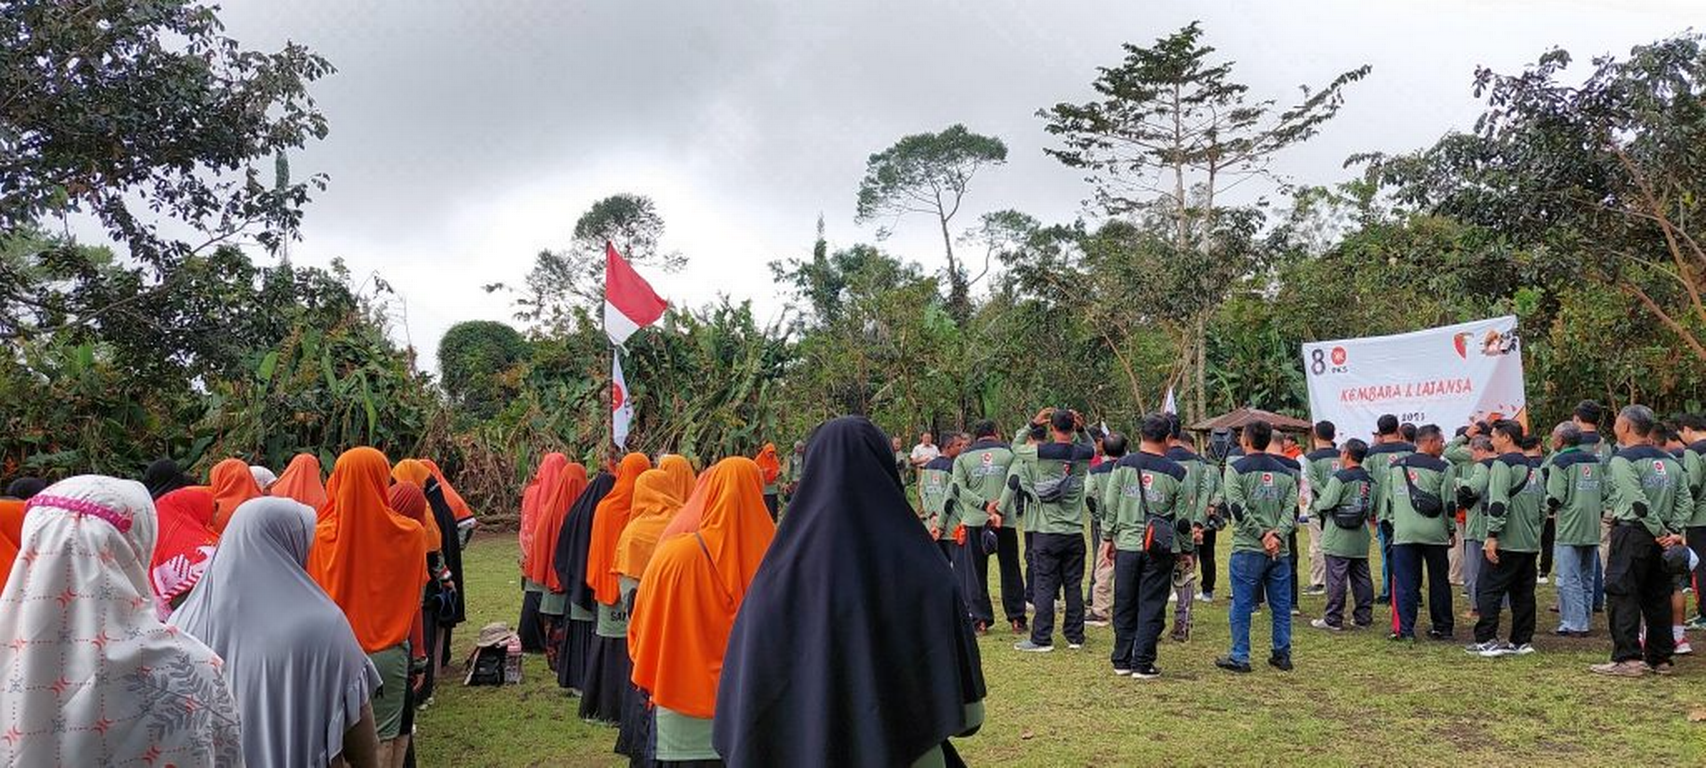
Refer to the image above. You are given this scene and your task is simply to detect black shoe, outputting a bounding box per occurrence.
[1215,656,1253,674]
[1268,654,1294,672]
[1427,629,1454,641]
[1375,596,1391,605]
[1131,664,1162,680]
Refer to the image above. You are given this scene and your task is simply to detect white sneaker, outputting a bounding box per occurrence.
[1067,642,1084,650]
[1113,668,1132,676]
[1676,640,1694,656]
[1311,618,1343,632]
[1537,576,1550,585]
[1511,643,1536,656]
[1168,592,1179,603]
[1196,593,1214,603]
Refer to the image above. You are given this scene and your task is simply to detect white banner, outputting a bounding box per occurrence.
[612,351,634,450]
[1301,316,1527,438]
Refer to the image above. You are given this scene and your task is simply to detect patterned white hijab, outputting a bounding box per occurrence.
[0,476,243,767]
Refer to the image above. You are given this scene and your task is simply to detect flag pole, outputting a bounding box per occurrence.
[605,240,616,467]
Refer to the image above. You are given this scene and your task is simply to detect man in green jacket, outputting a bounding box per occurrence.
[950,421,1018,634]
[1389,425,1455,641]
[1310,438,1375,631]
[1301,421,1341,596]
[918,434,963,562]
[1467,421,1546,658]
[1455,435,1497,617]
[1545,422,1603,637]
[1102,414,1193,679]
[1085,434,1125,626]
[1164,424,1214,642]
[1013,409,1095,653]
[1215,420,1299,674]
[1592,405,1693,677]
[1365,414,1415,605]
[1680,414,1706,631]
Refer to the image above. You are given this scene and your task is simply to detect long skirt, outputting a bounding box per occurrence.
[579,634,631,724]
[630,706,722,768]
[557,618,595,692]
[519,590,546,652]
[615,684,650,762]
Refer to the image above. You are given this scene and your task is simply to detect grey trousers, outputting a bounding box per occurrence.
[1324,555,1374,628]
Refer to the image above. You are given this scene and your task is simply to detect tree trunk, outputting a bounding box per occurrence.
[1194,312,1207,422]
[938,214,970,327]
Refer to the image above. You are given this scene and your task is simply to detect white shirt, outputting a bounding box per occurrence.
[910,443,940,465]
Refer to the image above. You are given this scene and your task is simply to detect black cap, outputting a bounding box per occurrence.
[1375,414,1399,436]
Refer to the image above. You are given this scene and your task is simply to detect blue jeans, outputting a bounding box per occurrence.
[1229,550,1293,663]
[1377,523,1393,599]
[1462,538,1482,607]
[1554,544,1597,633]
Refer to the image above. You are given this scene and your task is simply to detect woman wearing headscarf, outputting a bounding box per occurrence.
[552,458,629,693]
[273,453,330,512]
[628,457,776,766]
[173,497,382,768]
[420,459,477,545]
[387,480,442,711]
[581,453,654,724]
[309,447,429,768]
[410,460,471,672]
[0,479,39,594]
[149,487,220,616]
[519,453,568,651]
[142,458,192,499]
[755,443,783,521]
[612,466,690,762]
[658,454,696,503]
[528,460,590,670]
[0,476,243,766]
[209,457,263,533]
[713,417,987,768]
[250,464,278,491]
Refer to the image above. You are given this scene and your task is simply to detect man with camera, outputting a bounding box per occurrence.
[1102,414,1193,679]
[1387,424,1455,642]
[1012,408,1095,653]
[1216,420,1300,674]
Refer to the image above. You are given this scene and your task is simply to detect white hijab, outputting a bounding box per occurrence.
[0,476,243,767]
[173,498,378,768]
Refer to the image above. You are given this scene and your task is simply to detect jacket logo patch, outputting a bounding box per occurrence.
[1653,461,1667,475]
[1261,472,1274,486]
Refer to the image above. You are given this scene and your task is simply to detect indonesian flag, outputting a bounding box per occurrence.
[604,242,668,346]
[613,352,634,449]
[1162,386,1177,415]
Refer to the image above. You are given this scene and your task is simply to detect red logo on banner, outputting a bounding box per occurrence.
[1330,347,1347,366]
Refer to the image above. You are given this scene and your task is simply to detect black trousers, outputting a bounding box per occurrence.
[763,493,779,522]
[1198,528,1218,594]
[994,526,1027,624]
[1474,549,1537,645]
[1030,533,1086,647]
[1024,531,1036,604]
[953,527,995,626]
[1392,543,1453,637]
[1111,548,1174,670]
[937,539,955,562]
[1688,526,1706,620]
[1606,524,1676,665]
[1539,516,1556,577]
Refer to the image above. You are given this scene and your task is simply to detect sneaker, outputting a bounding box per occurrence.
[1675,640,1694,656]
[1113,667,1132,676]
[1169,627,1189,643]
[1311,618,1343,632]
[1426,629,1455,642]
[1196,592,1215,603]
[1464,641,1505,657]
[1511,643,1536,656]
[1168,591,1179,603]
[1537,576,1550,585]
[1084,614,1111,628]
[1214,656,1253,674]
[1589,660,1649,677]
[1388,633,1413,642]
[1131,664,1162,680]
[1305,585,1327,596]
[1650,661,1676,676]
[1067,641,1084,650]
[1013,640,1053,653]
[1684,616,1706,631]
[1375,595,1391,606]
[1268,654,1294,672]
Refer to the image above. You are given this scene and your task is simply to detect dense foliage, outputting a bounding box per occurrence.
[5,9,1705,524]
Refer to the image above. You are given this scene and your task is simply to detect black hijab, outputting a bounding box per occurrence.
[713,416,986,768]
[423,478,467,625]
[3,477,46,500]
[555,471,616,615]
[142,459,192,500]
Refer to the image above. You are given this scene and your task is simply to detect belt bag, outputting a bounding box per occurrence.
[1402,466,1444,518]
[1142,515,1176,558]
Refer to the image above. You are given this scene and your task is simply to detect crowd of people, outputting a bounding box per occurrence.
[2,397,1700,766]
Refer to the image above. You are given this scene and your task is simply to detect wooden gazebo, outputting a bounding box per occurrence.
[1188,406,1313,434]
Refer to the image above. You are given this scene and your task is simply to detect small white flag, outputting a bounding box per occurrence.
[612,352,634,449]
[1162,387,1177,415]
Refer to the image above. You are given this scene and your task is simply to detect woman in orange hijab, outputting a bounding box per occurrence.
[390,460,442,553]
[627,457,776,763]
[0,499,24,595]
[209,458,263,534]
[659,454,696,503]
[610,466,690,760]
[517,453,567,654]
[756,443,782,521]
[307,447,428,765]
[579,452,651,723]
[419,459,475,523]
[529,463,587,595]
[270,453,329,512]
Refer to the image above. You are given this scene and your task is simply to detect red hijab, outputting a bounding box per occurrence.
[148,488,220,609]
[529,462,588,590]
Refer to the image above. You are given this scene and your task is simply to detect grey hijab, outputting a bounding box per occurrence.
[172,497,379,768]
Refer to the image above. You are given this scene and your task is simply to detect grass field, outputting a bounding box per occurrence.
[418,536,1706,767]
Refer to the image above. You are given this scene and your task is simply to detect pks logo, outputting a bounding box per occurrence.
[1653,460,1667,475]
[1261,472,1274,486]
[1331,347,1347,366]
[1582,466,1592,478]
[1141,473,1154,489]
[980,453,993,466]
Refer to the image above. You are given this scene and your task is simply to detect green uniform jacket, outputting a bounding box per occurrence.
[1579,432,1615,465]
[1087,461,1115,530]
[1009,431,1095,536]
[1312,466,1374,558]
[918,456,956,540]
[1166,446,1215,528]
[1456,460,1494,541]
[1364,441,1416,523]
[1389,453,1454,546]
[1104,451,1192,553]
[1545,447,1604,547]
[1606,445,1692,538]
[1000,458,1041,534]
[1682,440,1706,528]
[1486,453,1545,553]
[1303,447,1341,509]
[1443,435,1472,466]
[951,439,1013,528]
[1223,452,1300,556]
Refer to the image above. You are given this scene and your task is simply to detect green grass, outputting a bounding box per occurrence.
[420,537,1706,767]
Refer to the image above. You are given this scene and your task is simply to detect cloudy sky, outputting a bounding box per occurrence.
[210,0,1698,367]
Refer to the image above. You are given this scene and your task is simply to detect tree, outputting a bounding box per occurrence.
[438,320,530,421]
[504,193,686,330]
[1039,21,1368,420]
[855,125,1008,325]
[0,0,334,266]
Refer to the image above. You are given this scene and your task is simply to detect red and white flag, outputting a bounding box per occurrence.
[612,352,634,449]
[604,242,668,347]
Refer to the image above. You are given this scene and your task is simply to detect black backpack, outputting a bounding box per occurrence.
[465,645,506,687]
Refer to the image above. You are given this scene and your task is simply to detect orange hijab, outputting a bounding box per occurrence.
[659,454,696,501]
[519,453,567,575]
[586,453,651,606]
[390,459,443,552]
[208,458,262,534]
[308,447,429,653]
[529,462,588,590]
[0,499,24,594]
[270,453,328,512]
[612,469,686,581]
[420,459,475,522]
[755,443,782,485]
[628,457,776,718]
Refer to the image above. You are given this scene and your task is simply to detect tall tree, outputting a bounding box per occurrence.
[855,125,1008,325]
[502,193,686,331]
[438,320,531,421]
[1039,21,1367,420]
